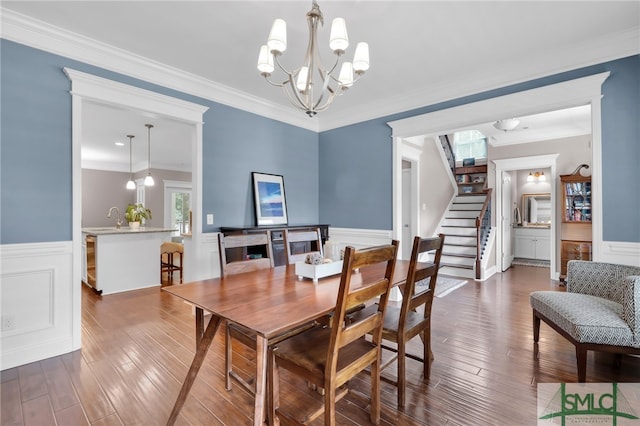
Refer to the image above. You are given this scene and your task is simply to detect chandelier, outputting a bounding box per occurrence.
[257,1,369,117]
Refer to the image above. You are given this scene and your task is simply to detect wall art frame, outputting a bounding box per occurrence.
[252,172,288,226]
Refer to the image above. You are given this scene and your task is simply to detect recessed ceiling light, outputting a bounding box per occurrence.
[115,141,125,146]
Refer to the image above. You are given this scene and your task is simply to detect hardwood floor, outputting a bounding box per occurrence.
[3,265,640,425]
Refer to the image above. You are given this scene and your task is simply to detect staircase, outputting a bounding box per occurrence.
[439,193,488,279]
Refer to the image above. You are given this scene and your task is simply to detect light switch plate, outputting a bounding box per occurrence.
[206,214,214,225]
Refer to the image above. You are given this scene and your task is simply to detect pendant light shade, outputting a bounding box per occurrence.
[144,124,154,186]
[126,135,136,190]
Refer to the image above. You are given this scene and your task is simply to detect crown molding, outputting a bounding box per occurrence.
[0,8,320,132]
[317,27,640,132]
[2,8,637,133]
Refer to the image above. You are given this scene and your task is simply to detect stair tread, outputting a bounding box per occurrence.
[442,252,476,258]
[440,262,474,270]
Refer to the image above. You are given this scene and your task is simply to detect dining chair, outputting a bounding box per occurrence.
[283,227,323,264]
[219,232,274,393]
[351,234,444,408]
[218,232,274,276]
[268,240,399,425]
[220,232,315,406]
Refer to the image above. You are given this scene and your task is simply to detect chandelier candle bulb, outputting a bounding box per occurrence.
[329,17,348,52]
[353,42,370,73]
[267,19,287,54]
[339,62,354,87]
[257,45,274,74]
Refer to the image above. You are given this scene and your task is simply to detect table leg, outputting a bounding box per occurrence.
[254,335,268,426]
[195,306,204,346]
[167,314,222,425]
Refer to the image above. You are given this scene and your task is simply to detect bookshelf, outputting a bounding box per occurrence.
[454,164,487,194]
[560,164,592,281]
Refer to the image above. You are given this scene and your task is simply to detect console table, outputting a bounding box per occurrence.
[220,224,329,266]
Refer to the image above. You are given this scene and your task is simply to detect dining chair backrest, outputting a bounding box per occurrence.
[400,234,444,331]
[283,228,323,264]
[218,232,274,277]
[327,240,399,382]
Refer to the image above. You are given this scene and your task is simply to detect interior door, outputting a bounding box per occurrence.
[501,172,514,271]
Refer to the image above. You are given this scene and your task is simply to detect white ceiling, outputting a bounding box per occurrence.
[2,1,638,171]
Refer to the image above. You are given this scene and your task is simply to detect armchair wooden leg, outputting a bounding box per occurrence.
[533,311,541,357]
[576,345,587,383]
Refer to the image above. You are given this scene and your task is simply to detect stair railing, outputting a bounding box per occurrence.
[439,135,456,175]
[475,188,492,279]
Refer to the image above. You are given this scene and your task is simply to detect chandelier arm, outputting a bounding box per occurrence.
[263,74,287,88]
[273,54,293,77]
[282,84,309,112]
[324,54,341,78]
[312,70,335,111]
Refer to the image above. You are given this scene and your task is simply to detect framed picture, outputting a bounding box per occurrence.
[252,172,288,226]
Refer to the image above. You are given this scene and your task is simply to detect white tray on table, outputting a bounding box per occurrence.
[295,260,344,284]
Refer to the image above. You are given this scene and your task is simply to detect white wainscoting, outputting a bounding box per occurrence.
[328,227,394,249]
[1,241,76,371]
[183,232,221,282]
[327,227,400,300]
[598,241,640,267]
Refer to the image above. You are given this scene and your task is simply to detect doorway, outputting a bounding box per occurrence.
[494,155,559,278]
[66,68,208,349]
[388,72,609,280]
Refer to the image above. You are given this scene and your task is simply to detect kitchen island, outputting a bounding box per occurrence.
[82,226,176,295]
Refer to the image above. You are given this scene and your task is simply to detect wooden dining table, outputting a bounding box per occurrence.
[163,259,411,425]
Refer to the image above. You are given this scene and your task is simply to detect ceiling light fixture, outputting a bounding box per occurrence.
[144,124,154,186]
[257,0,369,117]
[126,134,136,190]
[493,118,520,132]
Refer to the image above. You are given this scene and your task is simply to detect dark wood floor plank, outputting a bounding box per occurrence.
[40,356,80,412]
[16,363,47,403]
[53,403,90,426]
[1,379,23,426]
[88,358,154,425]
[21,395,55,426]
[60,351,117,423]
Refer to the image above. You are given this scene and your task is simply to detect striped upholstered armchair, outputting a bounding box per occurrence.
[530,260,640,382]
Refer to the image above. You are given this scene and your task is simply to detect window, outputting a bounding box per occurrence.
[164,180,192,235]
[453,130,487,162]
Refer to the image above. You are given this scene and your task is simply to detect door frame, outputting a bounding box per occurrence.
[493,155,559,279]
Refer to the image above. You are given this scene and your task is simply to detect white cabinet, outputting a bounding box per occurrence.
[514,227,551,260]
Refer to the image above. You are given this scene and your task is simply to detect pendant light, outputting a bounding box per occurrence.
[144,124,155,186]
[126,135,136,190]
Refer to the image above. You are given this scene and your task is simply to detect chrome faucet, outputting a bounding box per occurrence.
[107,206,123,229]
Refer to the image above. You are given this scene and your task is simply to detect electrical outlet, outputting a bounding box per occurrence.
[207,214,214,225]
[1,315,16,331]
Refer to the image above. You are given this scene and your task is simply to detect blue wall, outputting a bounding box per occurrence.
[0,40,318,244]
[1,38,638,244]
[319,55,640,243]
